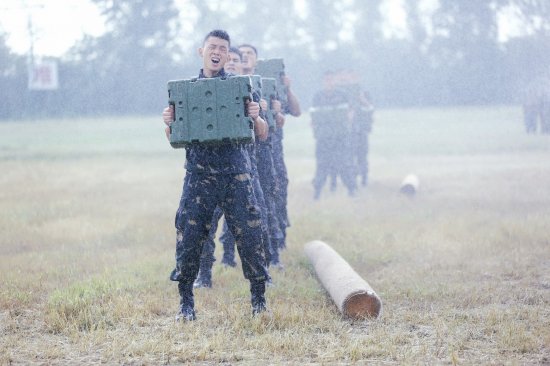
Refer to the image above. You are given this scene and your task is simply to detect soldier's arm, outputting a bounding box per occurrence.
[162,106,174,141]
[282,75,301,117]
[272,99,285,128]
[247,100,268,141]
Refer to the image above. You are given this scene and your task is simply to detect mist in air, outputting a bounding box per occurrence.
[0,0,548,122]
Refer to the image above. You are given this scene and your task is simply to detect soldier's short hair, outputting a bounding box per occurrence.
[229,47,243,60]
[204,29,231,46]
[238,43,258,57]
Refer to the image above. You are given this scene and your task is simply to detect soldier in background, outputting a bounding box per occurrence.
[238,43,286,270]
[522,78,542,134]
[242,46,301,255]
[540,76,550,134]
[335,69,374,187]
[522,74,550,134]
[311,70,356,199]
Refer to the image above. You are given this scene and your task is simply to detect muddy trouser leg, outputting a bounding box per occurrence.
[220,173,268,282]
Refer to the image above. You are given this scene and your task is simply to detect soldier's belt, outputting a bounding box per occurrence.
[167,76,255,148]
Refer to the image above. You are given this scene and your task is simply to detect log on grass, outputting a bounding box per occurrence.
[304,240,382,319]
[400,174,419,196]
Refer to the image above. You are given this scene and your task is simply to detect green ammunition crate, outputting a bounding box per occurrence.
[255,58,287,106]
[167,76,254,148]
[261,77,277,130]
[309,103,351,139]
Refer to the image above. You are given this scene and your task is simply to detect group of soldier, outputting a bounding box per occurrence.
[162,30,301,321]
[310,69,374,200]
[522,74,550,134]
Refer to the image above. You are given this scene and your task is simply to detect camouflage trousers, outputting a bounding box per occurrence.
[271,132,290,236]
[199,170,272,270]
[171,171,268,283]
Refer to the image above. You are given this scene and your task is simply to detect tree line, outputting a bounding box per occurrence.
[1,0,549,120]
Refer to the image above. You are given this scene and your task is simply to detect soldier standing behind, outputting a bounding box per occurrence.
[162,30,269,321]
[540,76,550,134]
[521,74,550,134]
[311,70,356,199]
[335,69,374,187]
[522,78,542,134]
[252,54,301,252]
[238,43,286,270]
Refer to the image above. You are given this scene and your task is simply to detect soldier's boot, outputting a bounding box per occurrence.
[176,281,196,321]
[193,267,212,288]
[250,279,267,316]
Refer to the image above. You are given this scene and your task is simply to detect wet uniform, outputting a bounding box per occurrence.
[170,68,268,285]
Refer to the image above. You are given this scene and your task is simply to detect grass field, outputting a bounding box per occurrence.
[1,106,549,365]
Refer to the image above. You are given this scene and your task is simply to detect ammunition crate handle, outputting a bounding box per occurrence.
[169,101,176,122]
[243,95,251,117]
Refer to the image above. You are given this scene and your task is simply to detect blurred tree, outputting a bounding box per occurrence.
[63,0,184,115]
[0,32,26,119]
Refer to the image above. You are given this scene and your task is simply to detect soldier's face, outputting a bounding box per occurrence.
[199,36,229,77]
[225,52,242,75]
[239,46,257,71]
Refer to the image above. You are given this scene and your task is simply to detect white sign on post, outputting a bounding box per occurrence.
[28,60,59,90]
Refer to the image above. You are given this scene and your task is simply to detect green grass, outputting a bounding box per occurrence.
[1,106,549,364]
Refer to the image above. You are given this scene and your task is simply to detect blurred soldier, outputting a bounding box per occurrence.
[162,30,269,320]
[336,69,374,187]
[522,75,550,134]
[522,79,542,134]
[238,43,286,270]
[242,46,301,253]
[540,76,550,134]
[311,70,356,199]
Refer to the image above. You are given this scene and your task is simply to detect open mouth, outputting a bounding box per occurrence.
[211,57,220,65]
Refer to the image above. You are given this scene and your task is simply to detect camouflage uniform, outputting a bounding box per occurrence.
[217,131,281,267]
[170,69,268,286]
[271,121,290,248]
[256,131,284,265]
[196,90,272,282]
[197,206,223,275]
